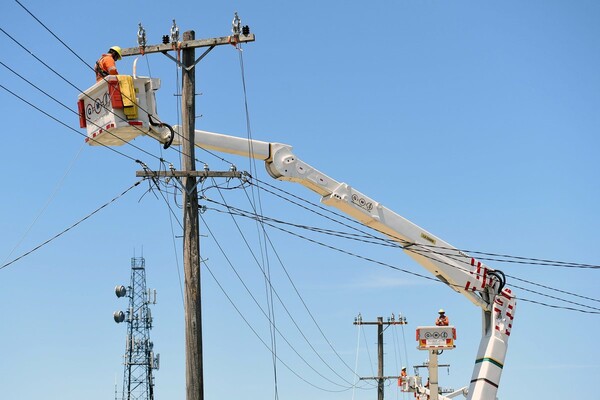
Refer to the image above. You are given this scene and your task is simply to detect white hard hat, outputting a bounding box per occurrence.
[438,309,445,314]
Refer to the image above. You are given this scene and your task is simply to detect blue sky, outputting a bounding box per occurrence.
[1,1,599,399]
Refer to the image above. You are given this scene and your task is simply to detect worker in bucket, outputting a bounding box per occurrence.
[95,46,122,82]
[398,366,407,387]
[435,309,449,326]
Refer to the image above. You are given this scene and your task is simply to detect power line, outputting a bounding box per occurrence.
[14,0,94,73]
[239,184,372,380]
[0,180,142,271]
[251,177,599,270]
[202,259,355,393]
[198,219,355,393]
[239,179,600,307]
[204,185,357,389]
[234,43,281,400]
[0,83,138,162]
[204,197,599,315]
[1,141,85,267]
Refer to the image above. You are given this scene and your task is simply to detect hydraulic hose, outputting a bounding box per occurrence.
[149,115,175,149]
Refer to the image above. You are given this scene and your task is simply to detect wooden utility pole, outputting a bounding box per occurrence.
[125,21,255,400]
[354,314,408,400]
[181,30,202,400]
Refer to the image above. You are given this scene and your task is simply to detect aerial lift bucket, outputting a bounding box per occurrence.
[77,75,173,148]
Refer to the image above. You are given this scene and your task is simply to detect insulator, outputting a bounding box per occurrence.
[162,35,170,44]
[242,25,250,35]
[171,19,179,43]
[137,23,147,47]
[232,12,241,35]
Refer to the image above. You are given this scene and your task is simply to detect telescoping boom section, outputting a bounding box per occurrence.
[170,128,516,400]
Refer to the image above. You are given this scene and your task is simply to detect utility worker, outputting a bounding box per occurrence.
[95,46,122,82]
[398,366,407,387]
[435,309,449,326]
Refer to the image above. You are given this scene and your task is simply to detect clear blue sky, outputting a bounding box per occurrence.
[1,1,599,399]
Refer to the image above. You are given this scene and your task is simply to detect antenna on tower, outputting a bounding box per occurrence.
[113,257,159,400]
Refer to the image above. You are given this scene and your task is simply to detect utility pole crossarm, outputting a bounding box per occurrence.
[120,34,256,57]
[136,171,243,179]
[360,376,404,380]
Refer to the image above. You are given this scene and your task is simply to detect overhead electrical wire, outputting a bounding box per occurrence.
[241,178,600,305]
[198,216,354,392]
[238,186,377,381]
[221,201,600,314]
[137,163,187,304]
[234,42,282,400]
[209,182,360,389]
[0,83,138,162]
[0,180,142,271]
[251,177,599,271]
[14,0,94,73]
[1,141,85,267]
[216,181,377,388]
[399,243,600,308]
[360,323,377,379]
[203,195,600,315]
[201,258,353,393]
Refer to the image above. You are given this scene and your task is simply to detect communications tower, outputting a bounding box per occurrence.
[113,257,160,400]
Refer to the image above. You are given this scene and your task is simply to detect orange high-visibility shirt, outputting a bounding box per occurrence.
[435,316,449,326]
[95,54,118,82]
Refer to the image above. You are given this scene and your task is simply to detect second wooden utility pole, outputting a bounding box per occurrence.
[354,314,408,400]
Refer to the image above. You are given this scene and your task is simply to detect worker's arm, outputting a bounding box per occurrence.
[105,58,118,75]
[101,56,118,75]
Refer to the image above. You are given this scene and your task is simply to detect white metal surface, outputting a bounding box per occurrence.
[78,75,170,146]
[417,326,457,350]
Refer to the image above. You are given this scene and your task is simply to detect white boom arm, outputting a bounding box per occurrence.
[172,128,517,400]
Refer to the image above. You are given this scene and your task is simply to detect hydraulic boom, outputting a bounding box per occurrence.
[171,128,517,400]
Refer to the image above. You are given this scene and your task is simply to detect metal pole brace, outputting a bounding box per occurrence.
[161,45,216,70]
